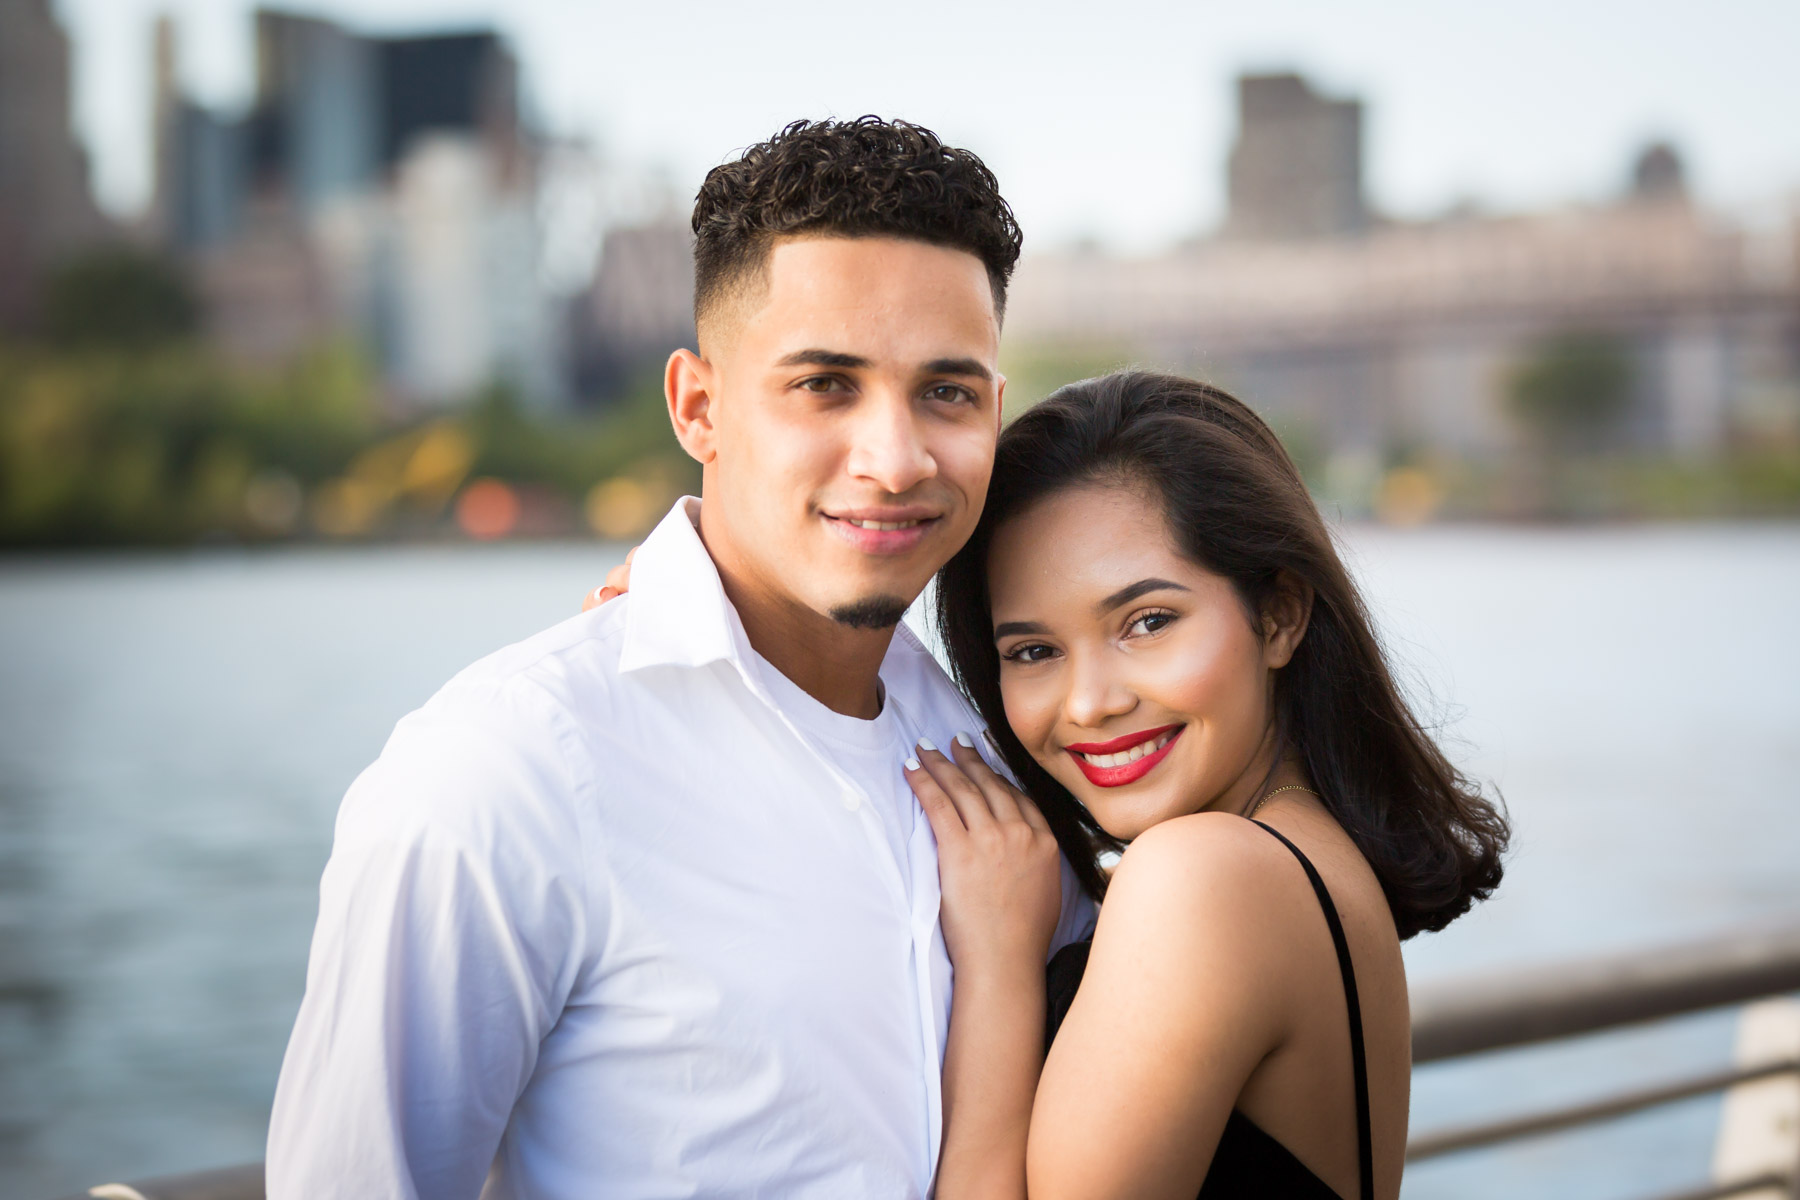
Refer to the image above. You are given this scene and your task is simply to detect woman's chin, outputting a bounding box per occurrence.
[1081,793,1173,843]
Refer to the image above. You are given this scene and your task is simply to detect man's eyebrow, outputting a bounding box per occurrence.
[922,357,993,382]
[993,620,1049,640]
[1096,578,1191,615]
[776,349,871,369]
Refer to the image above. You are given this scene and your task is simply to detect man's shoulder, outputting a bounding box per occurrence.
[882,618,977,722]
[422,598,633,729]
[337,603,635,862]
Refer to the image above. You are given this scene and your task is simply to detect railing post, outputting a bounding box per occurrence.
[1708,998,1800,1200]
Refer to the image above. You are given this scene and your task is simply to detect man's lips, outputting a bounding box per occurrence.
[821,508,942,555]
[1064,724,1184,788]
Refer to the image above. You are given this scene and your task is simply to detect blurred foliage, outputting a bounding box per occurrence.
[0,337,694,548]
[1507,332,1636,452]
[3,310,1794,546]
[997,339,1144,420]
[43,246,202,351]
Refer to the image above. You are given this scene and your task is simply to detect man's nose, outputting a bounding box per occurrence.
[1063,648,1137,729]
[844,391,937,495]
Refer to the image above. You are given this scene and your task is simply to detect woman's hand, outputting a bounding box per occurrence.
[907,734,1063,978]
[911,735,1059,1200]
[581,547,636,611]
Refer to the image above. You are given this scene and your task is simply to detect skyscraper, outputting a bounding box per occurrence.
[0,0,109,328]
[155,9,552,403]
[1225,72,1367,241]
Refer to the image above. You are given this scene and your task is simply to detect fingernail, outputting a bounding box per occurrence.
[954,732,974,748]
[904,756,921,771]
[917,737,936,753]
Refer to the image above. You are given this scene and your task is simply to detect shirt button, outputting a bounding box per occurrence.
[840,789,861,812]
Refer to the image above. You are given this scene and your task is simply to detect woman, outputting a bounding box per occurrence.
[907,371,1507,1200]
[587,370,1508,1199]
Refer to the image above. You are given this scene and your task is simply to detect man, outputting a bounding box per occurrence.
[267,117,1094,1199]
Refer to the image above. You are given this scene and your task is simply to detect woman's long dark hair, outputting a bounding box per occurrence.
[937,371,1508,939]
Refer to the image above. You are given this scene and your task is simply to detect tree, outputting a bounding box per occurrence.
[1506,331,1635,453]
[41,246,200,351]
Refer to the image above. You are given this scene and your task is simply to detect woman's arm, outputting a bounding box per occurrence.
[1026,815,1299,1200]
[907,738,1065,1200]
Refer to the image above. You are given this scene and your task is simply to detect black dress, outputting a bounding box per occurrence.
[1043,821,1374,1200]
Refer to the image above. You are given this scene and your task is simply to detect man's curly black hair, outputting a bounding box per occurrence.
[692,117,1023,332]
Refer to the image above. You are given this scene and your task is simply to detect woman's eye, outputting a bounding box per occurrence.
[1127,611,1175,637]
[1001,642,1057,664]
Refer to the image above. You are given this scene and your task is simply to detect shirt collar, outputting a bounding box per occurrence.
[617,496,944,703]
[618,497,744,675]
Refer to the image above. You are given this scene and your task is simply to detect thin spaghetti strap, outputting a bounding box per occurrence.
[1251,820,1375,1200]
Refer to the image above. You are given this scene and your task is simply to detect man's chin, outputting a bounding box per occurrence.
[826,595,910,631]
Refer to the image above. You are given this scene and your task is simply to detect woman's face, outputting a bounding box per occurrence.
[986,481,1303,840]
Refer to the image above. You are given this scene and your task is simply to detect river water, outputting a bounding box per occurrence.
[1,525,1796,1198]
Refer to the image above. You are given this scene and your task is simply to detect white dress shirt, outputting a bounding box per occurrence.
[267,498,1096,1200]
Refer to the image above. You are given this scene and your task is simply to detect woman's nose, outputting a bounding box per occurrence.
[1062,650,1137,729]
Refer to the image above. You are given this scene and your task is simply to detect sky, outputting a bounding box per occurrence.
[55,0,1800,255]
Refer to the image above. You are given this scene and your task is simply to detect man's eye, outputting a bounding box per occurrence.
[799,376,844,393]
[924,384,973,404]
[1001,643,1057,664]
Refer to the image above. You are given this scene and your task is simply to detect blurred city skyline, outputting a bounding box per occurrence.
[6,0,1800,547]
[57,0,1800,254]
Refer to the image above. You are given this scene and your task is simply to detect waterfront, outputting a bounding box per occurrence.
[0,524,1796,1198]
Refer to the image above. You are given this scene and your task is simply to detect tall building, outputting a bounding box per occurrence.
[0,0,109,329]
[156,9,553,405]
[1630,141,1688,204]
[1225,73,1367,241]
[569,219,696,402]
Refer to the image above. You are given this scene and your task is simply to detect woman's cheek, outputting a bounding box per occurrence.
[1166,622,1259,709]
[1001,673,1062,770]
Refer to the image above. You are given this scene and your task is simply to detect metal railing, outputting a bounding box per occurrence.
[57,923,1800,1200]
[1407,921,1800,1199]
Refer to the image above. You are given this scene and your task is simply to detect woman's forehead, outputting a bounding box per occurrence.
[986,485,1197,611]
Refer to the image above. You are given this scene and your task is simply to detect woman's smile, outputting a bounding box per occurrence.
[1064,724,1184,787]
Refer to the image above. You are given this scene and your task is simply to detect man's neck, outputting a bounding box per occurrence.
[697,523,897,721]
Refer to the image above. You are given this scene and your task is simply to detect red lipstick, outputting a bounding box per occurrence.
[1064,724,1184,788]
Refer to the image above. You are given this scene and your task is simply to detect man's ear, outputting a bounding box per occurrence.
[994,372,1007,431]
[1261,571,1314,670]
[666,349,718,465]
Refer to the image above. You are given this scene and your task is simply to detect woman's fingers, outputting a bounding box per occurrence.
[580,548,640,612]
[913,738,1003,832]
[905,753,967,844]
[947,734,1028,824]
[951,733,1054,834]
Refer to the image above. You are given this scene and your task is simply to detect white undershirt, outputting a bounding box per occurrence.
[751,651,923,902]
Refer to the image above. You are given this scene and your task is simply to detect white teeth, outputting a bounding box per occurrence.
[1077,730,1176,769]
[845,518,922,531]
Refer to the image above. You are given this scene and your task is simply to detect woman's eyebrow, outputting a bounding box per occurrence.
[1096,578,1190,615]
[993,620,1049,640]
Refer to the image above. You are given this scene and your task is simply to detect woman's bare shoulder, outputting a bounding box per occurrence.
[1093,814,1326,987]
[1107,812,1299,910]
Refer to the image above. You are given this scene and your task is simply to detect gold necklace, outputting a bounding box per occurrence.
[1248,783,1317,820]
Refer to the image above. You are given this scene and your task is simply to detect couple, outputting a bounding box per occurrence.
[267,118,1508,1200]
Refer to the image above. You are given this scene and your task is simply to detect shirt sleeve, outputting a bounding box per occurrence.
[266,680,592,1200]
